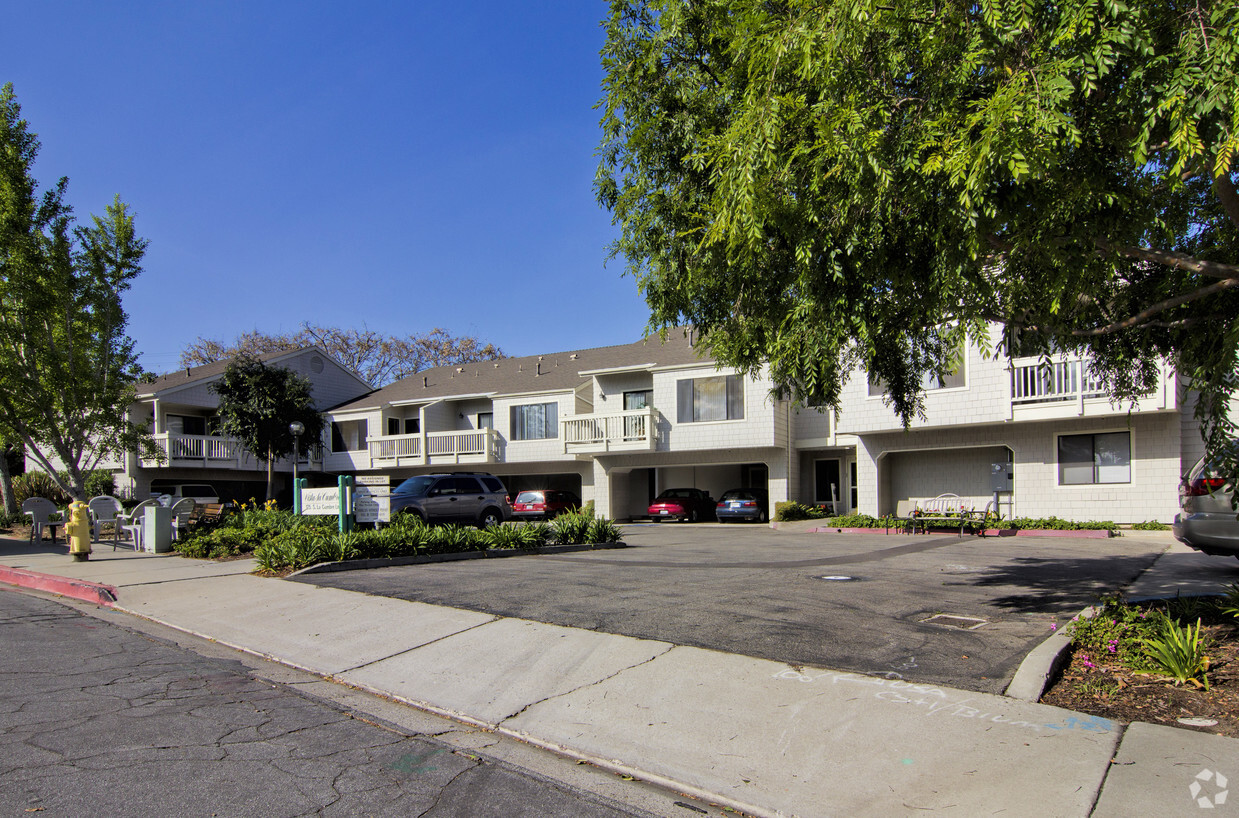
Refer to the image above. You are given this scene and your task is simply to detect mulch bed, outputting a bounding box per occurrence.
[1040,623,1239,738]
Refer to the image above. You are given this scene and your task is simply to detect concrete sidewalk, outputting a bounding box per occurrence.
[1,535,1236,817]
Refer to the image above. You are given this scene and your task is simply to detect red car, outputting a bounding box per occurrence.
[512,489,581,520]
[648,488,716,522]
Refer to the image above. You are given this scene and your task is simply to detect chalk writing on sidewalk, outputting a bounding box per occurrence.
[771,668,1116,734]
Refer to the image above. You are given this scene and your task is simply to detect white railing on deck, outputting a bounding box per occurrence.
[562,408,657,451]
[368,429,497,463]
[142,433,317,468]
[1011,358,1110,405]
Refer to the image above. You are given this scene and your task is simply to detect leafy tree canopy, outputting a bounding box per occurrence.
[209,355,325,501]
[598,0,1239,456]
[182,324,504,387]
[0,83,153,500]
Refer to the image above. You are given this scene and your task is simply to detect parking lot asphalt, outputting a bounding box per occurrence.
[293,525,1170,695]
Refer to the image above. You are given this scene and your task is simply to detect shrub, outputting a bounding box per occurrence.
[1130,520,1171,530]
[13,472,72,506]
[551,511,592,544]
[1142,616,1211,689]
[82,470,116,498]
[517,522,551,547]
[774,501,830,522]
[587,517,623,544]
[484,524,526,550]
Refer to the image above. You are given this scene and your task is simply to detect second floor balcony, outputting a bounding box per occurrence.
[368,428,500,467]
[562,408,658,454]
[140,433,318,470]
[1009,356,1173,420]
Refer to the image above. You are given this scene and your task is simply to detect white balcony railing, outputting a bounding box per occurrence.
[141,433,319,469]
[368,429,499,465]
[1011,358,1109,405]
[562,408,658,453]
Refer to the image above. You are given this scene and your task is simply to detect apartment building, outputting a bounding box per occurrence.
[95,347,372,501]
[322,328,1192,524]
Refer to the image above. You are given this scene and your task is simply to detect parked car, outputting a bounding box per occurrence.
[390,472,511,528]
[511,489,581,521]
[1173,452,1238,559]
[648,488,716,522]
[149,482,219,505]
[715,487,770,523]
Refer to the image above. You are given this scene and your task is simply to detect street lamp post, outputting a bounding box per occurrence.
[290,421,305,513]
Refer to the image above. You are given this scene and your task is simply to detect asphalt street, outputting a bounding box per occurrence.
[0,588,671,818]
[296,525,1168,694]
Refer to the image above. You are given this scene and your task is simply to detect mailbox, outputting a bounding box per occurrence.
[990,462,1014,493]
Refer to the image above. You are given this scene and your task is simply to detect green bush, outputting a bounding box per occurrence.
[484,524,526,550]
[13,472,72,506]
[551,511,592,544]
[774,501,831,522]
[1131,520,1171,530]
[1002,516,1118,531]
[82,470,116,498]
[587,517,623,544]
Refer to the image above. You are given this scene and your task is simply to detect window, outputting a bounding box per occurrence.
[623,390,652,411]
[385,417,419,435]
[510,403,558,440]
[166,414,206,436]
[867,335,967,396]
[477,412,493,430]
[676,375,744,423]
[331,420,368,452]
[1058,432,1131,485]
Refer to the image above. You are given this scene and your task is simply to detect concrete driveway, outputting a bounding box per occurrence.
[294,524,1171,694]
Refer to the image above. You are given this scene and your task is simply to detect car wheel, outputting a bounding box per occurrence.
[759,509,768,523]
[689,509,699,523]
[718,516,728,524]
[477,508,503,529]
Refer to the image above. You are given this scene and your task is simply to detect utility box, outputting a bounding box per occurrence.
[990,462,1014,493]
[143,505,172,553]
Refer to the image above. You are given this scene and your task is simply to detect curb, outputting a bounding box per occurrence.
[289,541,628,577]
[807,526,1116,539]
[1005,606,1095,701]
[0,565,118,606]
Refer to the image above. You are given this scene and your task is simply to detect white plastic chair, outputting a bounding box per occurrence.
[21,497,59,544]
[88,495,124,547]
[169,497,195,541]
[119,499,159,552]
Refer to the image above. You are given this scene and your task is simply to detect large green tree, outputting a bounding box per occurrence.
[598,0,1239,457]
[209,355,325,501]
[0,83,154,500]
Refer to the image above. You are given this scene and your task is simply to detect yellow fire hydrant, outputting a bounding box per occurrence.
[67,500,91,562]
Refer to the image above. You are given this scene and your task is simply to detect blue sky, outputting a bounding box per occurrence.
[5,2,650,374]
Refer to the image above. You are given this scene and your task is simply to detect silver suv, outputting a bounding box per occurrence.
[390,473,511,528]
[1173,453,1238,559]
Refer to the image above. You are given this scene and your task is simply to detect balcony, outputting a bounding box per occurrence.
[140,433,318,470]
[1009,357,1172,420]
[368,428,499,467]
[562,408,658,454]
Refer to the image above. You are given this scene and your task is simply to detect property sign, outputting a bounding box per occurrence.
[355,475,390,487]
[302,487,343,516]
[353,485,390,524]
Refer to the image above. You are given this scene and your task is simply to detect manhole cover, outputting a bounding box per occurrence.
[816,575,859,582]
[921,613,988,630]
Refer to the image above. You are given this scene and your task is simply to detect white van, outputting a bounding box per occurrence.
[149,483,219,505]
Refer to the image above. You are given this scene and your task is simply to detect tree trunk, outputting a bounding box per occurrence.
[0,446,15,515]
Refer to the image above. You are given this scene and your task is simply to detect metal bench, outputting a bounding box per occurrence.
[899,494,991,536]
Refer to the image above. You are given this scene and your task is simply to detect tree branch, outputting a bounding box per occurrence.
[1069,278,1239,336]
[1093,240,1239,279]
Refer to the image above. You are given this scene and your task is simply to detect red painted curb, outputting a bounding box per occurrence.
[0,565,118,605]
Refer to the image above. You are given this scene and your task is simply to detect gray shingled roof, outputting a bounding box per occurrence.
[330,330,711,412]
[135,347,323,397]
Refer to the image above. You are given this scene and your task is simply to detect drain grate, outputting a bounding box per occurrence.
[921,613,988,630]
[815,575,860,582]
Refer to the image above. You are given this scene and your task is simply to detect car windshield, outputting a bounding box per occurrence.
[392,476,436,496]
[515,491,544,503]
